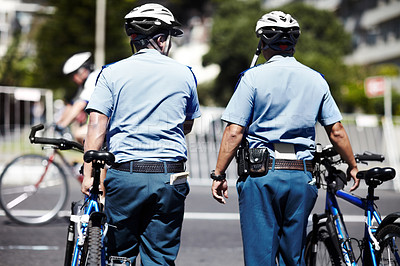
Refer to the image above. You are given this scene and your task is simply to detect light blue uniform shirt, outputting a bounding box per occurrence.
[86,49,201,163]
[221,55,342,160]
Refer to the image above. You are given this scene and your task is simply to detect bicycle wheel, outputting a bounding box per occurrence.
[80,220,102,266]
[304,227,342,266]
[0,154,68,225]
[376,223,400,265]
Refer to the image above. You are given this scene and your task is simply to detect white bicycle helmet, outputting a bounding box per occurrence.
[63,52,92,75]
[255,11,300,52]
[124,3,183,38]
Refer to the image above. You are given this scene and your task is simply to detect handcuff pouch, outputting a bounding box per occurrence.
[248,148,269,177]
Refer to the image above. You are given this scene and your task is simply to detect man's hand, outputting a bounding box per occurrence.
[325,122,359,192]
[347,166,359,192]
[211,179,228,204]
[81,175,93,196]
[210,123,244,205]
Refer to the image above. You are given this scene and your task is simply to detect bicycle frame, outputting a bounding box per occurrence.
[71,194,106,266]
[324,186,386,265]
[65,153,113,266]
[307,145,400,266]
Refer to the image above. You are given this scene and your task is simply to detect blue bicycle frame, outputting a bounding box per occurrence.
[71,194,106,266]
[64,150,115,266]
[326,188,382,266]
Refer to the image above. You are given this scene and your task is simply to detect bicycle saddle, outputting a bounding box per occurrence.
[356,167,396,186]
[84,150,115,165]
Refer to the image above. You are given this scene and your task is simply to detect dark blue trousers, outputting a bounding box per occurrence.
[236,166,317,266]
[104,168,189,265]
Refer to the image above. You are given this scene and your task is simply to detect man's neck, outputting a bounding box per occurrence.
[263,49,294,61]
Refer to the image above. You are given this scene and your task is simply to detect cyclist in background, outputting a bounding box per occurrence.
[210,11,359,265]
[82,3,200,265]
[56,52,100,144]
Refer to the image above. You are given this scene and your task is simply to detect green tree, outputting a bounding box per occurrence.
[202,0,263,106]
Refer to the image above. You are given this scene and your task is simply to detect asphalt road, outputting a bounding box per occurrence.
[0,179,399,266]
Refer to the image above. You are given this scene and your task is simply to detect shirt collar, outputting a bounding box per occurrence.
[135,48,162,56]
[267,54,294,63]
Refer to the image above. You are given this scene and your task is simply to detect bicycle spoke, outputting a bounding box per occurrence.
[6,192,31,209]
[5,185,37,209]
[376,224,400,265]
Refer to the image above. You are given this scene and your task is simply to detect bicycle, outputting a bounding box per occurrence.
[0,124,84,225]
[304,144,400,265]
[63,149,123,266]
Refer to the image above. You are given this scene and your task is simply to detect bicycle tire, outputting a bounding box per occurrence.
[0,154,68,225]
[375,223,400,265]
[80,220,102,266]
[304,227,342,266]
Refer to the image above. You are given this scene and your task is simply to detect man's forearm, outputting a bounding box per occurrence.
[325,122,357,168]
[83,112,109,178]
[215,124,244,175]
[84,113,108,151]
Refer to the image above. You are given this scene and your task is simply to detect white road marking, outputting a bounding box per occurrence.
[184,212,240,220]
[0,210,370,222]
[0,245,59,250]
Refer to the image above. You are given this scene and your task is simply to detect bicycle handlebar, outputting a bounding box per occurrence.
[316,144,384,164]
[354,152,385,162]
[29,124,83,152]
[315,144,386,190]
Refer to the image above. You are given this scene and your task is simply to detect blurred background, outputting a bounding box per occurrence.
[0,0,400,190]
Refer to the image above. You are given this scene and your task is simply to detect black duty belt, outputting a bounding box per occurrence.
[270,159,313,172]
[111,161,185,173]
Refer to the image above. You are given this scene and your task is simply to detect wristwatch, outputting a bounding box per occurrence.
[210,170,226,181]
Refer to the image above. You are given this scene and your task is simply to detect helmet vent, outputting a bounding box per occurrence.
[124,3,183,37]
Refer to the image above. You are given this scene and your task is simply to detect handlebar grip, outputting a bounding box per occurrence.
[355,152,385,162]
[29,124,45,143]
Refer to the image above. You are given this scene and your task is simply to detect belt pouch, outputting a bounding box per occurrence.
[236,140,249,177]
[248,148,269,177]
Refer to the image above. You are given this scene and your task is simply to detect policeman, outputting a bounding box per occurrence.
[211,11,359,265]
[58,52,101,144]
[82,3,201,265]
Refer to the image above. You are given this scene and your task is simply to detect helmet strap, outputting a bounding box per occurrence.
[149,38,163,53]
[164,34,172,56]
[149,34,171,56]
[250,40,263,67]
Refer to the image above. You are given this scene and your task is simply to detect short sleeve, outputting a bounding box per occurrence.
[221,72,254,126]
[85,70,113,117]
[318,88,342,126]
[185,68,201,120]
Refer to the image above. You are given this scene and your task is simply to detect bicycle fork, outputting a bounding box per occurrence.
[326,193,357,266]
[64,201,77,266]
